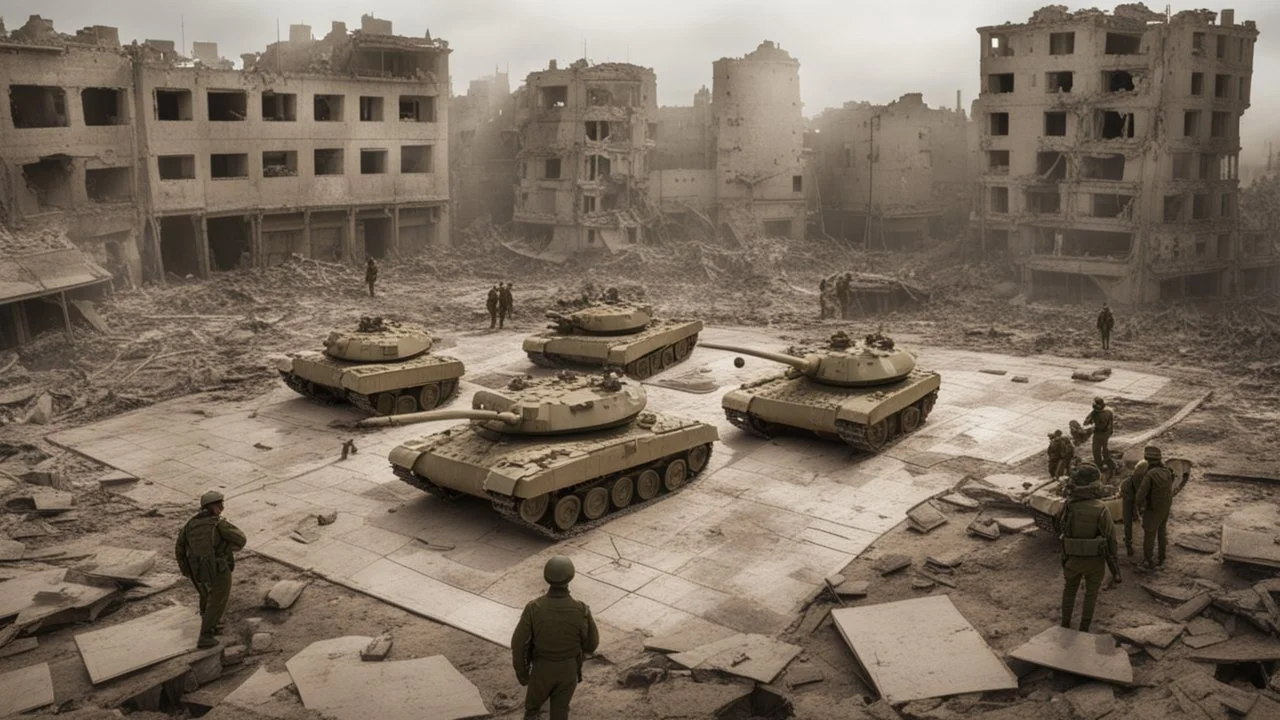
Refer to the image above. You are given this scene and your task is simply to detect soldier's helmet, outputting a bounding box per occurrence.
[1143,446,1162,461]
[1049,429,1062,438]
[1093,397,1106,407]
[1071,463,1101,486]
[544,555,576,586]
[200,490,225,507]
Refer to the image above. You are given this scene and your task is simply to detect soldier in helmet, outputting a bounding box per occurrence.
[1059,464,1120,633]
[1083,397,1115,472]
[175,491,247,648]
[1046,429,1074,479]
[486,285,500,329]
[365,257,378,298]
[499,282,515,328]
[511,556,600,720]
[1135,446,1175,570]
[1096,304,1115,350]
[1120,446,1154,557]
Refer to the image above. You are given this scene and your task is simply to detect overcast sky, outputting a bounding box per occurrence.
[8,0,1279,161]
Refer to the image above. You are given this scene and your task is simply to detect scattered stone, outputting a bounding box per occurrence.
[0,538,25,561]
[911,578,935,591]
[31,489,74,514]
[831,579,869,599]
[123,573,181,601]
[938,493,980,510]
[786,665,824,688]
[1111,622,1185,649]
[361,635,393,662]
[1141,582,1198,605]
[979,369,1007,376]
[222,644,247,665]
[253,442,273,450]
[250,632,274,654]
[0,662,54,716]
[1221,526,1280,570]
[27,393,54,425]
[1170,593,1213,623]
[1071,368,1112,382]
[907,502,948,534]
[1009,626,1133,686]
[263,579,308,610]
[97,471,137,489]
[917,570,956,589]
[0,637,38,658]
[316,511,338,526]
[1011,375,1029,383]
[1182,633,1229,649]
[74,604,201,684]
[873,554,912,575]
[1175,535,1218,554]
[1064,682,1116,720]
[994,517,1036,533]
[966,519,1001,540]
[926,550,965,569]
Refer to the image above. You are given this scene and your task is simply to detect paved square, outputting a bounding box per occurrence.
[53,327,1176,646]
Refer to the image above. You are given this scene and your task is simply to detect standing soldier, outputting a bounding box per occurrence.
[499,282,515,328]
[1135,446,1175,571]
[365,257,379,298]
[1096,304,1115,350]
[1059,464,1120,633]
[511,556,600,720]
[1047,429,1074,478]
[1083,397,1115,473]
[835,273,852,319]
[486,285,500,329]
[175,491,247,648]
[1120,447,1153,557]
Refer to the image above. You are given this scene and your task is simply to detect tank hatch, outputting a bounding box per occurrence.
[474,371,647,435]
[323,316,433,362]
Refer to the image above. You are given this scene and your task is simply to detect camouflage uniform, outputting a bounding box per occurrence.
[1059,466,1118,632]
[499,283,514,328]
[1084,400,1115,472]
[487,286,500,329]
[1047,431,1074,478]
[1135,449,1176,568]
[512,558,600,720]
[1120,456,1150,556]
[175,493,247,647]
[835,274,852,319]
[365,258,378,298]
[1097,305,1114,350]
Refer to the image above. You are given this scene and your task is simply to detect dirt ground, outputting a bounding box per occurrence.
[2,227,1279,718]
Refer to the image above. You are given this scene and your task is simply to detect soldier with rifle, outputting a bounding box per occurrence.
[1059,464,1121,633]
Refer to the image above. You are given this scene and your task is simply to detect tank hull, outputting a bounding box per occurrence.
[523,319,702,379]
[721,370,941,452]
[389,414,718,538]
[1026,458,1192,532]
[280,351,464,415]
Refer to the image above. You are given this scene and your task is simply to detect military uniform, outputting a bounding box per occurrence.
[1097,305,1115,350]
[175,491,247,647]
[1084,400,1115,472]
[499,283,514,328]
[1121,456,1150,555]
[487,286,500,329]
[1135,449,1176,568]
[1059,467,1118,632]
[1047,431,1074,478]
[365,259,378,298]
[512,557,600,720]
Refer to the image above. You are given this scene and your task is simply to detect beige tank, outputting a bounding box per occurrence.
[704,331,942,453]
[382,372,718,539]
[522,296,702,380]
[274,317,464,415]
[1025,457,1192,532]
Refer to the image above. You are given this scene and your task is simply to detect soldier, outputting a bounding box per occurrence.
[818,277,833,319]
[1047,429,1074,478]
[511,556,600,720]
[487,285,500,329]
[1120,447,1153,557]
[365,257,378,298]
[1083,397,1115,472]
[175,491,247,648]
[499,282,515,328]
[1059,464,1120,633]
[1096,304,1115,350]
[1135,446,1175,570]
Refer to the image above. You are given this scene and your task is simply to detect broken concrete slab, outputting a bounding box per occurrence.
[967,518,1001,540]
[1063,682,1116,720]
[642,625,737,654]
[1186,617,1226,636]
[220,666,294,714]
[831,579,870,598]
[925,550,965,569]
[1170,593,1213,623]
[872,554,912,575]
[75,604,202,683]
[97,471,138,489]
[6,520,54,539]
[124,572,181,601]
[1072,367,1112,382]
[1182,633,1229,649]
[994,517,1036,533]
[1204,471,1280,486]
[1188,634,1280,663]
[31,488,74,513]
[361,635,393,661]
[0,538,24,561]
[938,493,980,510]
[647,676,753,718]
[1174,535,1218,554]
[263,579,309,609]
[1011,375,1029,383]
[1008,626,1133,686]
[70,547,158,584]
[0,636,38,658]
[251,632,274,654]
[1142,582,1199,605]
[1221,525,1280,569]
[1174,671,1259,717]
[1,567,116,629]
[668,633,803,684]
[831,595,1017,704]
[907,502,948,534]
[0,662,54,716]
[785,665,824,688]
[286,635,489,720]
[1111,622,1184,649]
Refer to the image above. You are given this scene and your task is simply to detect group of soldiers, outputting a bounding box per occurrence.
[1050,396,1179,633]
[818,273,861,319]
[487,282,516,328]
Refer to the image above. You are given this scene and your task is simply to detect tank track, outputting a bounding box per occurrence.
[281,371,457,416]
[525,334,699,380]
[725,409,771,439]
[392,445,714,541]
[729,390,940,454]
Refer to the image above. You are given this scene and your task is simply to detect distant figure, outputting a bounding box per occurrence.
[1083,397,1115,472]
[487,285,500,329]
[1059,464,1120,633]
[512,556,599,720]
[1121,446,1154,557]
[175,491,247,648]
[499,282,514,328]
[1135,446,1175,571]
[1047,429,1074,479]
[365,257,378,297]
[835,273,852,319]
[1096,304,1114,350]
[818,277,833,319]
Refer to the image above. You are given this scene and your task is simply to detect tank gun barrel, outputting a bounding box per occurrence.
[700,341,818,374]
[357,408,520,429]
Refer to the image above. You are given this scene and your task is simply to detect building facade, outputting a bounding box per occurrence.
[973,5,1273,304]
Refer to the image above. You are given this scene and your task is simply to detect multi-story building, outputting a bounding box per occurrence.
[973,5,1272,304]
[512,60,657,254]
[449,71,517,229]
[812,93,970,249]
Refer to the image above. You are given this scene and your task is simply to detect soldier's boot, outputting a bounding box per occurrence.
[197,635,219,649]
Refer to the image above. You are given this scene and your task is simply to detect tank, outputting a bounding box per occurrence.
[704,331,942,453]
[1025,457,1192,532]
[381,371,718,539]
[274,317,464,415]
[522,291,702,379]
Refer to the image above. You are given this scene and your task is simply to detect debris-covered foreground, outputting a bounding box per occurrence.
[1,230,1279,719]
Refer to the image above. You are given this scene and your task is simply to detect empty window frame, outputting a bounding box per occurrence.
[81,88,127,125]
[157,154,196,180]
[1026,188,1061,214]
[1037,151,1067,181]
[1192,193,1210,219]
[1097,111,1135,139]
[360,149,388,174]
[1046,71,1073,93]
[1215,74,1232,99]
[1200,153,1220,180]
[21,156,73,209]
[399,95,435,122]
[1211,111,1230,138]
[989,112,1009,136]
[585,120,611,141]
[792,175,803,192]
[1171,152,1193,180]
[1191,72,1204,96]
[1102,70,1135,92]
[314,149,344,175]
[586,87,612,106]
[314,94,344,121]
[1192,32,1205,52]
[586,155,611,181]
[208,90,247,121]
[261,92,296,121]
[1163,195,1184,222]
[987,150,1010,173]
[155,89,192,121]
[1044,112,1067,136]
[262,151,298,177]
[544,158,562,179]
[1082,154,1126,181]
[210,153,248,178]
[1105,32,1142,55]
[401,145,433,173]
[359,96,384,122]
[988,73,1015,94]
[988,34,1012,57]
[1092,194,1132,218]
[85,167,132,202]
[10,85,69,128]
[540,85,569,108]
[1216,34,1226,59]
[1049,32,1075,55]
[1239,77,1251,104]
[1184,110,1201,137]
[989,186,1009,213]
[1220,193,1234,218]
[583,195,597,213]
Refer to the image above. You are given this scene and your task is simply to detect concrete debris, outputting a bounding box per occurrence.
[6,520,55,539]
[1204,471,1280,485]
[1008,626,1133,686]
[27,392,54,424]
[979,369,1007,376]
[1063,682,1117,720]
[0,662,55,717]
[250,632,275,654]
[123,572,181,601]
[361,635,393,661]
[831,579,870,598]
[925,550,965,569]
[1071,368,1113,382]
[0,636,39,658]
[1011,375,1029,383]
[316,511,338,526]
[967,518,1001,540]
[643,626,737,654]
[1173,672,1260,717]
[1182,632,1229,649]
[907,502,948,534]
[69,546,158,585]
[0,538,25,561]
[96,471,138,488]
[263,579,309,609]
[645,676,750,717]
[1174,535,1219,554]
[938,493,980,510]
[910,577,935,591]
[1188,634,1280,663]
[785,665,824,688]
[1169,593,1213,623]
[668,633,802,684]
[993,517,1036,533]
[222,644,247,665]
[1220,525,1280,569]
[31,488,75,513]
[1142,582,1199,605]
[873,554,912,575]
[74,604,202,684]
[1111,622,1185,649]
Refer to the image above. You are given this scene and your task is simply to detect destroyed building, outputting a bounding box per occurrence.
[812,93,970,250]
[449,71,517,228]
[972,5,1278,303]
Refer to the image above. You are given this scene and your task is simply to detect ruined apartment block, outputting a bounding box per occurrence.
[513,60,657,253]
[973,5,1277,303]
[812,93,970,249]
[449,71,517,229]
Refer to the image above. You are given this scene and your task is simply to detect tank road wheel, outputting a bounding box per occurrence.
[553,495,581,531]
[636,469,661,501]
[373,393,396,415]
[749,415,778,438]
[441,380,458,400]
[418,383,441,411]
[582,487,610,521]
[632,357,652,380]
[673,338,689,361]
[687,444,710,474]
[864,421,889,451]
[394,394,418,415]
[899,406,922,435]
[663,459,688,491]
[661,346,676,369]
[921,392,937,419]
[518,494,550,524]
[610,476,635,509]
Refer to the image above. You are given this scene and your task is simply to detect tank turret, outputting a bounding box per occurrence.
[546,302,652,336]
[323,316,432,362]
[702,332,915,387]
